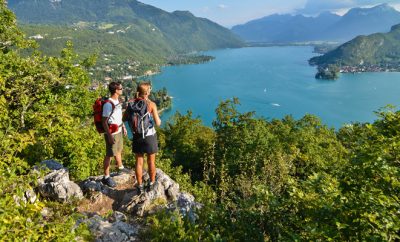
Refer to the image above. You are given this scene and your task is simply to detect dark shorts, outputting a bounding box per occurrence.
[104,132,123,157]
[132,133,158,154]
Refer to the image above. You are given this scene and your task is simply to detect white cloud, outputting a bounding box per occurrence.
[218,4,227,9]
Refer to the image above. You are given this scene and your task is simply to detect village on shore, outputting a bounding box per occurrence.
[340,63,400,73]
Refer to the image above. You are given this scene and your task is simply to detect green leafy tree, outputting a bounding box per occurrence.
[162,111,215,182]
[0,2,99,239]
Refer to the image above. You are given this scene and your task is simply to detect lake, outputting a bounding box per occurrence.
[148,46,400,128]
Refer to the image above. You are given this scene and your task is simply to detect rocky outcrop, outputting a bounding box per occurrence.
[80,172,131,199]
[35,160,83,202]
[121,169,202,219]
[32,160,201,241]
[77,211,142,242]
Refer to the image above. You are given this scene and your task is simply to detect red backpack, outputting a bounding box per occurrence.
[93,97,115,133]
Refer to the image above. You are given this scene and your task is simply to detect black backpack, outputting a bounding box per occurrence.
[125,98,153,138]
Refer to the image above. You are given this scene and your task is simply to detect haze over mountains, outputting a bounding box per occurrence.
[7,0,243,63]
[232,4,400,43]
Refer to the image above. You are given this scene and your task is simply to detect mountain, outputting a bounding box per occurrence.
[7,0,243,63]
[231,4,400,43]
[231,12,340,43]
[323,4,400,42]
[309,24,400,67]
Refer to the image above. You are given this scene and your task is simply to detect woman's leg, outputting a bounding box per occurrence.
[147,153,156,183]
[135,153,144,185]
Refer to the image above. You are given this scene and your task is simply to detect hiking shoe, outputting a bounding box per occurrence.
[117,167,130,175]
[102,177,117,188]
[146,181,155,192]
[136,184,145,195]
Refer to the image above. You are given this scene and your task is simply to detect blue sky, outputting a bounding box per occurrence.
[139,0,400,27]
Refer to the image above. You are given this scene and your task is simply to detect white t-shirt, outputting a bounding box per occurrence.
[102,98,123,134]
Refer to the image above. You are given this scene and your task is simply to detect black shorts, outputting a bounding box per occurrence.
[132,133,158,154]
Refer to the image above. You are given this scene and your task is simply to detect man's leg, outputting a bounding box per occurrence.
[135,153,144,185]
[115,153,123,168]
[115,132,124,170]
[103,156,112,176]
[147,153,156,183]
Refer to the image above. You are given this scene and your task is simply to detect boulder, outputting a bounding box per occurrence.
[38,159,64,170]
[122,169,201,219]
[36,161,83,202]
[80,172,132,200]
[78,212,141,242]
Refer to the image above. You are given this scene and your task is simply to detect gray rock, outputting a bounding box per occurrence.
[123,169,202,221]
[80,170,133,197]
[13,189,37,206]
[112,172,131,184]
[25,189,37,204]
[37,159,64,171]
[80,178,103,194]
[81,214,140,242]
[113,211,127,222]
[166,183,180,201]
[37,167,83,202]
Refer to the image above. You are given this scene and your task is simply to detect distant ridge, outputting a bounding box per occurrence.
[8,0,243,62]
[232,4,400,43]
[231,12,340,43]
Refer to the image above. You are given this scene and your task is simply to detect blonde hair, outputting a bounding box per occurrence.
[136,82,152,98]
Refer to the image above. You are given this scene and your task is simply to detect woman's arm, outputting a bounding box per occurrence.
[151,102,162,127]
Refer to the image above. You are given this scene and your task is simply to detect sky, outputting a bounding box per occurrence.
[139,0,400,27]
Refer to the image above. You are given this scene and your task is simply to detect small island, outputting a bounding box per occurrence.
[315,64,340,80]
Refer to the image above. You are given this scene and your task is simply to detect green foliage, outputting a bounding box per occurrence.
[2,2,399,240]
[0,169,92,241]
[20,23,169,66]
[1,40,104,179]
[0,0,33,51]
[143,210,211,242]
[162,111,216,182]
[149,99,398,241]
[315,64,340,80]
[0,4,100,239]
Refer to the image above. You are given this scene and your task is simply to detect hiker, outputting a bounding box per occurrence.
[102,81,127,187]
[124,82,161,194]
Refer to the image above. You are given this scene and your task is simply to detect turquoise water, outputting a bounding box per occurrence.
[149,46,400,128]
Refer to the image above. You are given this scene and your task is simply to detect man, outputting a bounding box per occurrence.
[102,81,127,187]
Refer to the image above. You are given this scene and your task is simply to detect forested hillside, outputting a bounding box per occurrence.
[8,0,244,65]
[310,24,400,67]
[1,2,399,241]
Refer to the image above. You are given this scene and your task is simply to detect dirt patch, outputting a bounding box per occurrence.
[77,170,137,216]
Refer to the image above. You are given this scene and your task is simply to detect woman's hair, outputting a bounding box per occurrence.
[136,82,152,98]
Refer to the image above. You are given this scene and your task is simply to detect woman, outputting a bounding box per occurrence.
[126,82,161,194]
